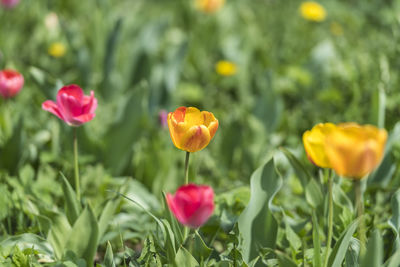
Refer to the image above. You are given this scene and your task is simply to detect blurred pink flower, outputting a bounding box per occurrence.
[1,0,20,8]
[159,109,168,128]
[166,184,214,228]
[42,84,97,126]
[0,69,24,98]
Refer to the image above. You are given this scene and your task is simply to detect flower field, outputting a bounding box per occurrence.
[1,0,400,266]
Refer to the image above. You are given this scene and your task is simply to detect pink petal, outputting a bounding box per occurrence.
[42,100,65,121]
[57,84,84,103]
[71,113,95,126]
[82,91,97,114]
[58,92,84,122]
[166,193,188,225]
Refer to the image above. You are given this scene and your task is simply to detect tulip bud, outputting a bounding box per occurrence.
[42,84,97,126]
[166,184,215,228]
[0,69,24,99]
[167,107,218,152]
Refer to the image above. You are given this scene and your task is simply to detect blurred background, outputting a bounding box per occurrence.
[1,0,400,264]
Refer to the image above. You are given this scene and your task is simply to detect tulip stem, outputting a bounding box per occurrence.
[73,128,81,202]
[323,170,333,267]
[184,152,190,184]
[354,179,366,257]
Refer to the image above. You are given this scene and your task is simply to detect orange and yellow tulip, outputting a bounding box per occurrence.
[325,123,387,179]
[168,107,218,153]
[303,123,336,168]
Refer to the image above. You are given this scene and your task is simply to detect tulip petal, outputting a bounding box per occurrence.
[42,100,65,121]
[82,91,97,114]
[184,107,204,128]
[166,193,189,226]
[179,125,211,152]
[72,113,96,126]
[57,84,84,103]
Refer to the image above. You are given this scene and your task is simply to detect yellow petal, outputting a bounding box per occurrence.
[325,123,387,179]
[302,123,336,168]
[179,125,211,152]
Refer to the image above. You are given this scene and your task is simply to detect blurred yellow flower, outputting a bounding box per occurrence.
[303,123,336,168]
[215,60,237,76]
[48,42,66,58]
[325,123,387,179]
[195,0,225,13]
[300,1,326,22]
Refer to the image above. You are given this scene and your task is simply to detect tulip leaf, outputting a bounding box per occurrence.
[175,246,199,267]
[98,199,120,243]
[47,212,72,260]
[60,172,81,225]
[344,237,360,267]
[238,157,282,265]
[388,189,400,251]
[64,205,99,266]
[312,211,322,267]
[280,147,311,189]
[192,230,213,263]
[385,248,400,267]
[305,178,323,209]
[104,241,116,267]
[0,233,54,256]
[327,218,359,267]
[360,230,383,267]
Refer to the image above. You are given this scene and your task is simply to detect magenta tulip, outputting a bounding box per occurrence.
[42,84,97,126]
[0,69,24,99]
[1,0,19,8]
[166,184,214,228]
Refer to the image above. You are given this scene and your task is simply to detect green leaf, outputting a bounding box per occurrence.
[64,205,99,266]
[285,223,301,252]
[175,247,199,267]
[305,179,323,209]
[104,241,115,267]
[193,231,213,263]
[47,213,72,259]
[60,172,81,225]
[312,211,322,267]
[360,230,383,267]
[385,248,400,267]
[280,147,311,189]
[238,157,282,265]
[328,218,359,267]
[0,233,54,257]
[388,189,400,250]
[345,238,360,267]
[98,199,120,242]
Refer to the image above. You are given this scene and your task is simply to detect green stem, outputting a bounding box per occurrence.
[355,179,366,257]
[323,171,333,267]
[184,151,190,184]
[73,128,80,202]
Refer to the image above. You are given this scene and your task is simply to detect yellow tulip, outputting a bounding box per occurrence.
[299,1,326,22]
[303,123,336,168]
[215,60,237,76]
[195,0,225,13]
[48,42,66,58]
[168,107,218,152]
[325,123,387,179]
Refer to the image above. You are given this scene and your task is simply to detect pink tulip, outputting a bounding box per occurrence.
[42,84,97,126]
[1,0,20,8]
[166,184,214,228]
[0,69,24,99]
